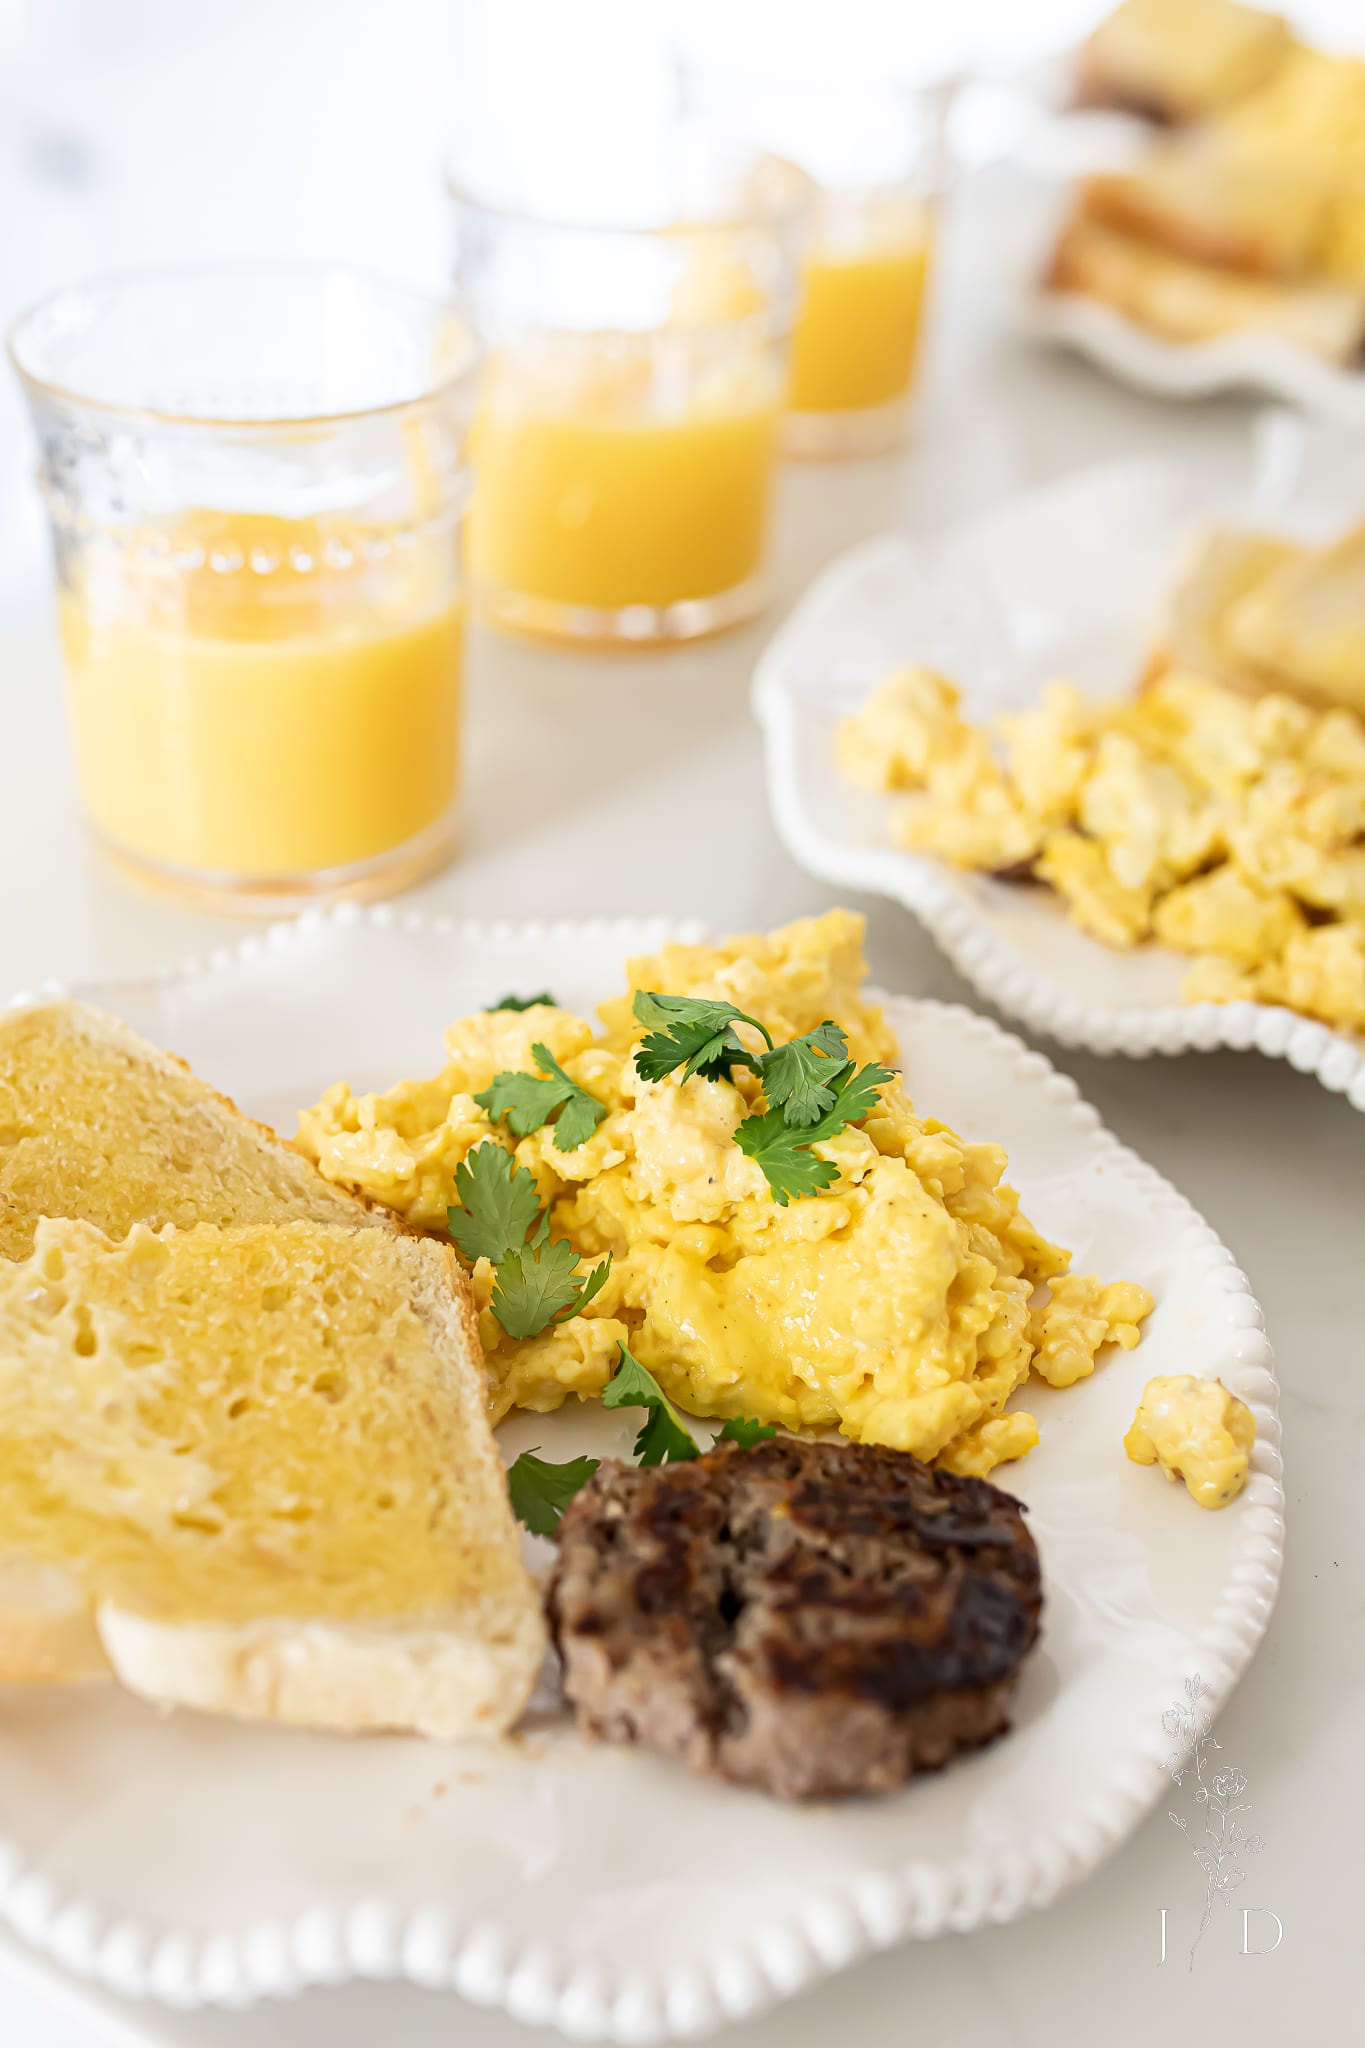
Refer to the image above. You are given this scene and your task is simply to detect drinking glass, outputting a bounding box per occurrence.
[9,266,479,912]
[449,124,810,644]
[679,66,953,457]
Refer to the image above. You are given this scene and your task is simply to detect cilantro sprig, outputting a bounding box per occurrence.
[506,1448,600,1535]
[447,1141,610,1341]
[504,1352,778,1535]
[632,992,773,1084]
[735,1058,897,1207]
[630,994,896,1204]
[755,1019,852,1127]
[602,1343,701,1465]
[715,1415,777,1449]
[446,1143,545,1265]
[493,1236,612,1340]
[600,1344,776,1465]
[487,992,558,1012]
[476,1043,607,1153]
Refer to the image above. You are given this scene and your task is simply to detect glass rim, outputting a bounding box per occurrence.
[674,54,959,110]
[444,142,814,242]
[7,261,483,432]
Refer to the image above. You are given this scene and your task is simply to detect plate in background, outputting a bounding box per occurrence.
[754,424,1365,1107]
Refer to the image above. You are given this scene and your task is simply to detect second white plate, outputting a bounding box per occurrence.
[753,438,1365,1108]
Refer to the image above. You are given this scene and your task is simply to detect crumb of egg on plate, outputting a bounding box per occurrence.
[1125,1374,1256,1509]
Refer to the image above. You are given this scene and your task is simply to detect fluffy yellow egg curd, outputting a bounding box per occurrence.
[840,666,1365,1035]
[297,913,1154,1476]
[1125,1373,1256,1509]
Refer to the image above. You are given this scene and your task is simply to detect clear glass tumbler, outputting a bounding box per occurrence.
[9,266,480,913]
[449,124,810,644]
[679,67,953,458]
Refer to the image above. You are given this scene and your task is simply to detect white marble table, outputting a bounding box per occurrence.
[2,161,1361,2047]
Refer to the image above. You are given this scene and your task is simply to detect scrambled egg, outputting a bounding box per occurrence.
[297,912,1153,1475]
[1124,1374,1255,1509]
[839,666,1365,1035]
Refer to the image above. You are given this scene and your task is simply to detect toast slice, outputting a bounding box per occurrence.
[1145,527,1305,698]
[1047,214,1365,362]
[1078,0,1293,126]
[1225,521,1365,714]
[1079,139,1331,281]
[0,1000,392,1260]
[0,1218,545,1739]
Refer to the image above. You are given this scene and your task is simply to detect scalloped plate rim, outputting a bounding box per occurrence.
[1021,286,1365,424]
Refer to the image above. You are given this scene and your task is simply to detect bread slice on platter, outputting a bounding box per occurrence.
[1145,527,1304,697]
[0,1217,545,1740]
[1079,140,1330,281]
[1077,0,1293,126]
[0,1000,390,1259]
[1046,215,1365,363]
[1223,521,1365,715]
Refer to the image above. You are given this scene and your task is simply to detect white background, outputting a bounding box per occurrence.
[1,4,1363,2046]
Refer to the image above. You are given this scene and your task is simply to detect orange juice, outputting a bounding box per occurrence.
[790,216,932,414]
[468,343,782,618]
[59,515,463,882]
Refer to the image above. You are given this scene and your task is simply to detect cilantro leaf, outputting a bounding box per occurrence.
[631,991,773,1086]
[734,1060,896,1206]
[601,1342,700,1465]
[534,1047,608,1151]
[506,1448,600,1536]
[716,1416,777,1448]
[476,1067,568,1136]
[826,1059,897,1127]
[447,1143,542,1264]
[492,1239,612,1341]
[600,1344,668,1410]
[731,1111,842,1205]
[475,1043,607,1153]
[755,1020,850,1128]
[488,992,557,1012]
[570,1250,612,1316]
[634,1404,702,1465]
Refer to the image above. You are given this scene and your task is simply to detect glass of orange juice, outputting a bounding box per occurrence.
[679,66,952,458]
[449,125,810,644]
[9,266,479,912]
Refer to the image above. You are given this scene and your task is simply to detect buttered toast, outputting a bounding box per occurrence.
[0,1001,391,1258]
[0,1218,545,1739]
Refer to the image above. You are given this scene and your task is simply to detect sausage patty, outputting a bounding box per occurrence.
[547,1434,1043,1800]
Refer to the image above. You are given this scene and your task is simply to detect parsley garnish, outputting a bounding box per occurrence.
[632,991,773,1085]
[601,1343,701,1465]
[715,1416,777,1448]
[506,1448,600,1535]
[446,1140,610,1340]
[488,992,557,1012]
[734,1059,897,1206]
[475,1043,607,1153]
[492,1238,612,1341]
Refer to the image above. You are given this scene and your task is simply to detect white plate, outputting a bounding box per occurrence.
[0,910,1284,2042]
[753,433,1365,1108]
